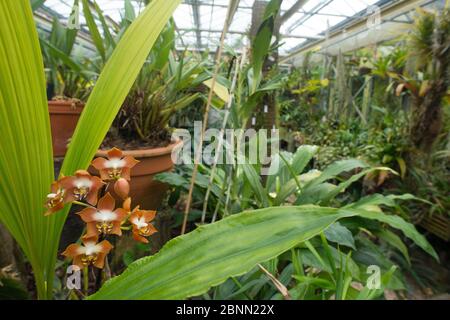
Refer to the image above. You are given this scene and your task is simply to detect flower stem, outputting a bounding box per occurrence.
[83,266,89,295]
[73,201,93,208]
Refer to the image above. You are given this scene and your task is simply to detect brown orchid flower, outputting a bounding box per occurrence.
[59,170,104,206]
[91,148,139,181]
[62,239,113,269]
[78,193,127,238]
[124,198,157,243]
[44,181,65,216]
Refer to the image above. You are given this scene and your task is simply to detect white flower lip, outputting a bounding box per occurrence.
[74,178,93,189]
[105,158,125,169]
[78,242,101,256]
[94,210,117,222]
[132,216,148,229]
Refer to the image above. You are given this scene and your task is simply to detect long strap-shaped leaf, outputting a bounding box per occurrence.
[89,204,436,299]
[90,206,356,299]
[0,1,54,299]
[1,0,181,299]
[61,0,181,176]
[45,0,180,298]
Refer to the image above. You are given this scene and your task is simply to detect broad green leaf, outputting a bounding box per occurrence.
[305,159,369,189]
[0,0,54,299]
[89,206,357,299]
[241,163,270,207]
[296,182,337,205]
[375,229,411,265]
[346,193,431,211]
[291,145,318,176]
[342,208,438,261]
[266,145,317,191]
[324,222,356,249]
[250,0,281,93]
[318,167,395,205]
[203,78,230,103]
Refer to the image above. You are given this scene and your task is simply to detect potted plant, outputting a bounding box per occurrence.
[40,2,94,157]
[83,4,226,209]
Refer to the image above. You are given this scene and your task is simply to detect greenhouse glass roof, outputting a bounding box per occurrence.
[40,0,384,55]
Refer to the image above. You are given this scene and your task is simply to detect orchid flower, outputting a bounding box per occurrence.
[78,193,127,238]
[124,198,157,243]
[91,148,139,181]
[59,170,104,206]
[62,239,113,269]
[44,181,65,216]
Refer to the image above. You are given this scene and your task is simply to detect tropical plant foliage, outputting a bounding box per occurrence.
[0,0,181,299]
[0,0,447,301]
[39,0,93,100]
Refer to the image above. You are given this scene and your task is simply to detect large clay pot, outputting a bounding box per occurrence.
[48,100,84,157]
[91,140,182,210]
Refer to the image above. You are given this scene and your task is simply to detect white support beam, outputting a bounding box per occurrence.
[191,0,203,48]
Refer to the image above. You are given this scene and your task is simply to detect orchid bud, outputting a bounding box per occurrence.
[114,178,130,199]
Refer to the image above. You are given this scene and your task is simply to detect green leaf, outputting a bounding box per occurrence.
[1,0,181,300]
[89,206,357,299]
[250,0,282,93]
[65,0,79,54]
[318,167,395,205]
[348,193,427,209]
[299,246,360,280]
[93,0,116,50]
[0,0,54,299]
[40,39,82,72]
[31,0,46,11]
[267,145,317,191]
[203,78,230,103]
[306,159,369,189]
[356,265,398,300]
[151,20,174,71]
[81,0,106,61]
[375,229,411,265]
[342,208,438,261]
[291,145,318,176]
[324,222,356,249]
[241,163,270,207]
[124,0,136,22]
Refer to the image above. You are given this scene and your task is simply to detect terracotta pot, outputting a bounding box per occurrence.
[91,140,182,210]
[48,100,84,157]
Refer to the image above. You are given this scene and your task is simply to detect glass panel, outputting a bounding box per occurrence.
[39,0,395,54]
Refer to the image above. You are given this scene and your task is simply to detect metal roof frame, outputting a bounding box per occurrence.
[38,0,399,56]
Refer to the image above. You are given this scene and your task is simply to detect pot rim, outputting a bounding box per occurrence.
[48,100,85,114]
[96,138,183,158]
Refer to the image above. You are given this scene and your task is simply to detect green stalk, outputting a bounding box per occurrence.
[83,267,89,295]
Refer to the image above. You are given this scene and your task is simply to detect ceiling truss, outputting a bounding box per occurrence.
[39,0,402,55]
